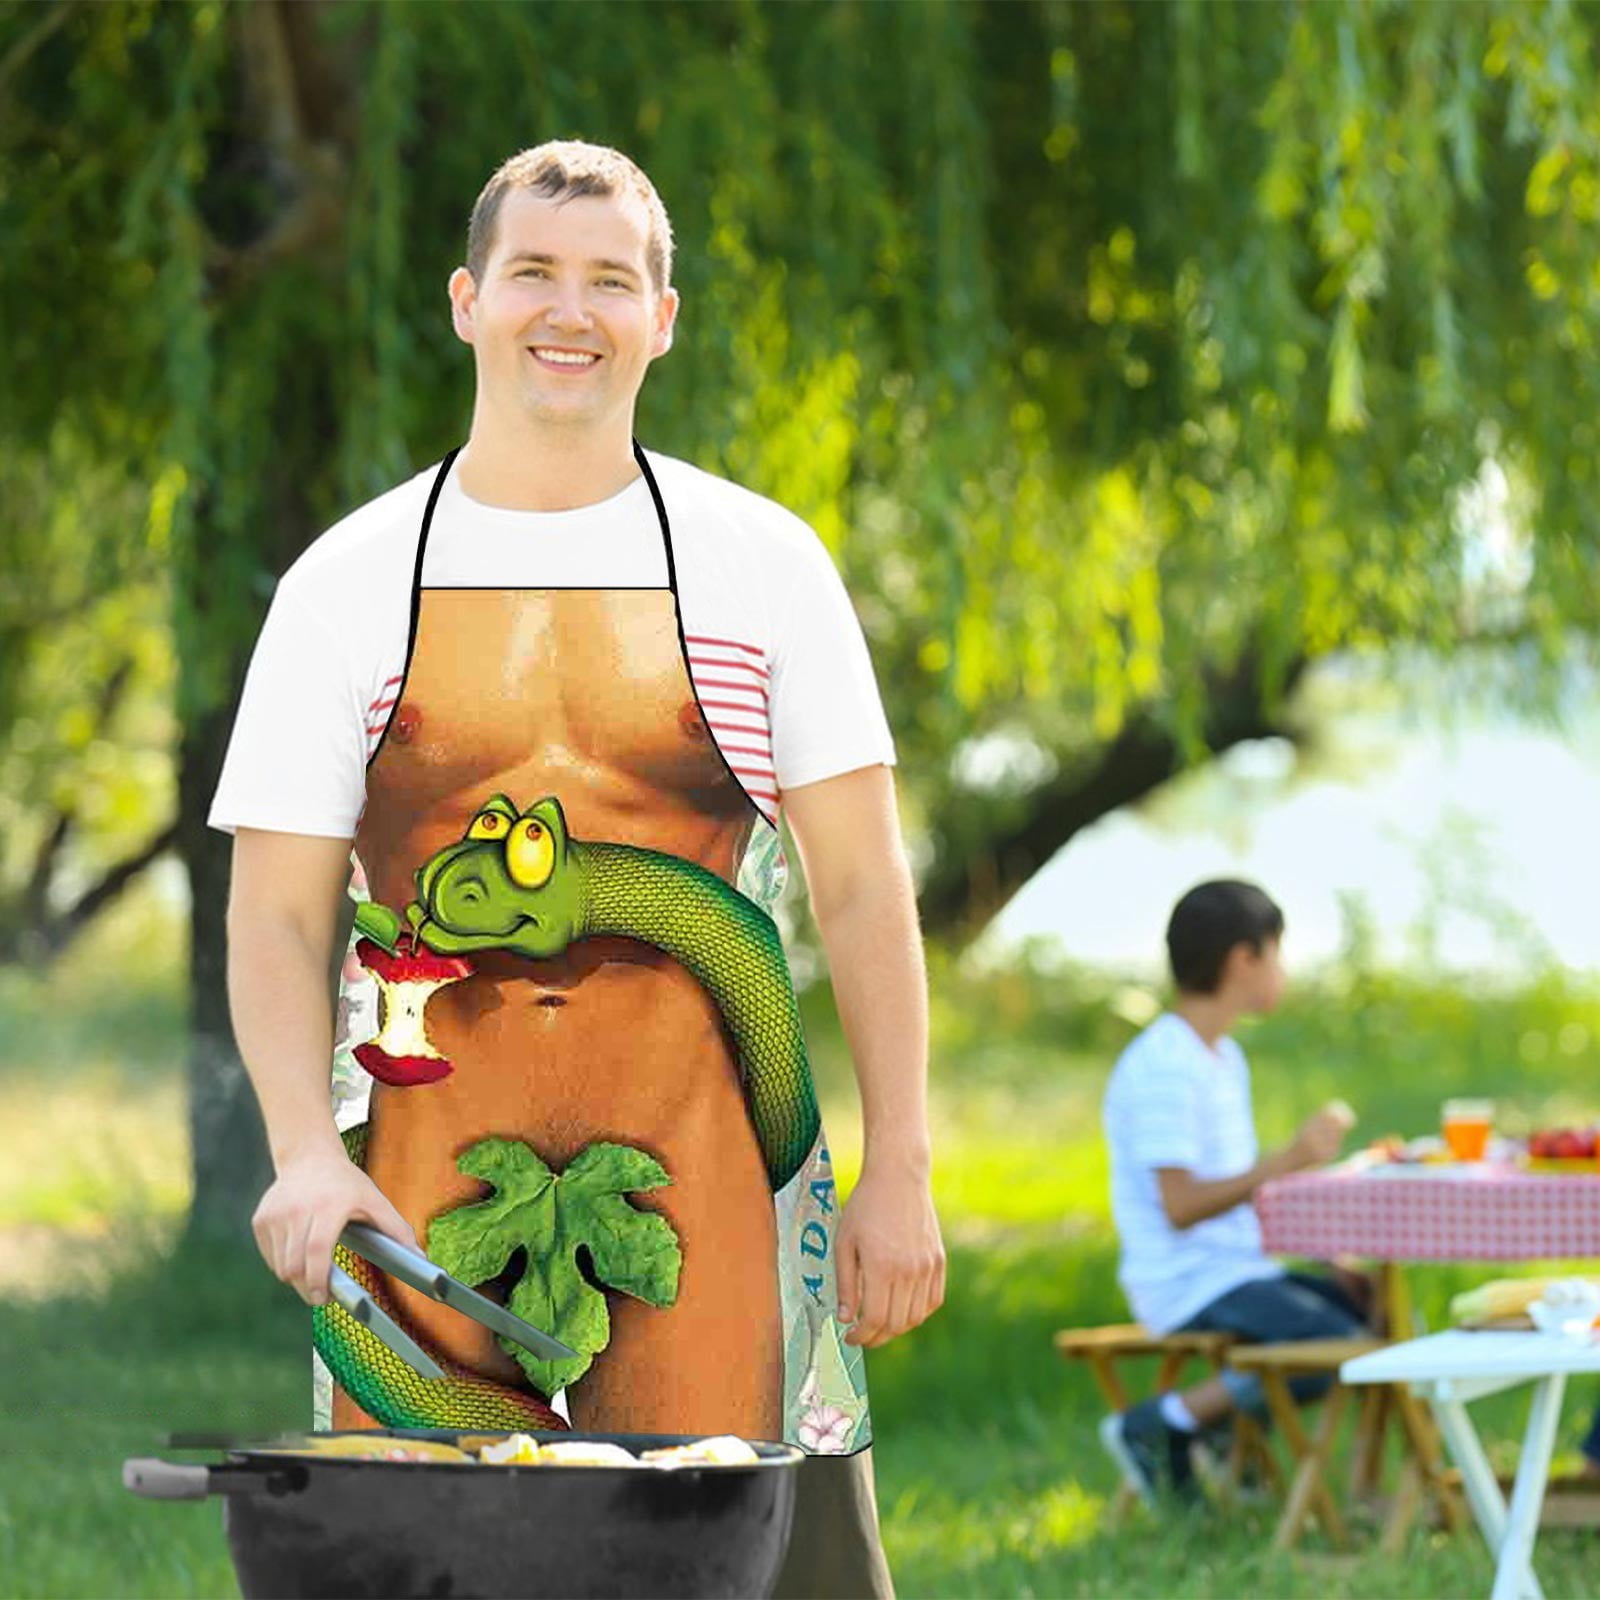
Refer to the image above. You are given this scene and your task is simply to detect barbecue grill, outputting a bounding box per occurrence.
[124,1427,803,1599]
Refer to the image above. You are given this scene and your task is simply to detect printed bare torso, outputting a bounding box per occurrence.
[337,589,783,1435]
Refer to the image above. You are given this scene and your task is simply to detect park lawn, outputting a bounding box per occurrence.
[4,926,1600,1597]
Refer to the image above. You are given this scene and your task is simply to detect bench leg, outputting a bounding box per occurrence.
[1205,1345,1277,1496]
[1241,1414,1282,1490]
[1262,1370,1349,1551]
[1086,1352,1131,1415]
[1350,1383,1389,1498]
[1077,1345,1232,1521]
[1389,1382,1468,1543]
[1086,1352,1154,1525]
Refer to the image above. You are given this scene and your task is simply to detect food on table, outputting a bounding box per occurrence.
[1527,1126,1599,1161]
[1527,1278,1600,1336]
[1365,1133,1451,1165]
[640,1435,760,1468]
[1441,1097,1494,1161]
[1450,1275,1600,1324]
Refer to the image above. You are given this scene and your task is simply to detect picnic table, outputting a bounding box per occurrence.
[1257,1156,1600,1334]
[1343,1330,1600,1600]
[1257,1157,1600,1560]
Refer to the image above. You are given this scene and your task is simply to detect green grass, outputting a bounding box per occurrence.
[6,924,1600,1596]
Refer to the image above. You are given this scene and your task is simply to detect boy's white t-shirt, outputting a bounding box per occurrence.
[1102,1012,1283,1333]
[207,449,895,841]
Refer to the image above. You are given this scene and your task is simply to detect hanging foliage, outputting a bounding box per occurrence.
[2,0,1598,983]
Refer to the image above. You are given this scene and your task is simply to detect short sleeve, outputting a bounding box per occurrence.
[767,534,896,792]
[1119,1052,1203,1169]
[206,585,368,840]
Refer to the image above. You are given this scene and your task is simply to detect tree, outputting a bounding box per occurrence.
[5,0,1600,1233]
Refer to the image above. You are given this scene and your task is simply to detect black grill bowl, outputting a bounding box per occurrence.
[128,1429,804,1600]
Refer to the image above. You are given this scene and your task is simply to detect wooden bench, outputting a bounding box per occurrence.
[1229,1337,1466,1551]
[1054,1324,1278,1515]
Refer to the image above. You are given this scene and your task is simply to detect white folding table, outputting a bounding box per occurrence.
[1343,1330,1600,1600]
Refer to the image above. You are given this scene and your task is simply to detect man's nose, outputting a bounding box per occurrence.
[545,284,593,330]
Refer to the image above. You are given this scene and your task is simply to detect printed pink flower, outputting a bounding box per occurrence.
[797,1403,853,1454]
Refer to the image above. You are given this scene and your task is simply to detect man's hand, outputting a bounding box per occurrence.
[1285,1099,1356,1172]
[252,1140,420,1307]
[835,1164,946,1349]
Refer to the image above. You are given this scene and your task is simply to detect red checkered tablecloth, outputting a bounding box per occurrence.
[1255,1163,1600,1262]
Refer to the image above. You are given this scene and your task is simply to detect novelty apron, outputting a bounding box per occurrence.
[312,445,872,1456]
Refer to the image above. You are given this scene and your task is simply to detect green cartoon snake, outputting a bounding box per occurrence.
[313,794,822,1429]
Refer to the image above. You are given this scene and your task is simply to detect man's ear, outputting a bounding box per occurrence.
[448,265,477,345]
[652,286,681,357]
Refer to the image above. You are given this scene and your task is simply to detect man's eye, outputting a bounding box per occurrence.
[599,278,631,290]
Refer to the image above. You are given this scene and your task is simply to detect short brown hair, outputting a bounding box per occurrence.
[466,141,674,295]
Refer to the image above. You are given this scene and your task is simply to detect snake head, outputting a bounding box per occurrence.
[408,796,582,959]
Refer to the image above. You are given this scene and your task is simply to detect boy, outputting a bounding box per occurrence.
[1099,879,1362,1503]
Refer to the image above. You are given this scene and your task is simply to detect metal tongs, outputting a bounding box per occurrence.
[329,1221,578,1380]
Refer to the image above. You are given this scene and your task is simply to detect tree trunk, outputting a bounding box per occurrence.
[916,650,1310,938]
[177,0,357,1249]
[178,684,273,1246]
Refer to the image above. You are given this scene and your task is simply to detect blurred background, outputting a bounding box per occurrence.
[6,1,1600,1594]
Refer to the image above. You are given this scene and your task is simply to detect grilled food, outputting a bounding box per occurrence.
[471,1432,759,1468]
[259,1435,474,1463]
[641,1435,759,1468]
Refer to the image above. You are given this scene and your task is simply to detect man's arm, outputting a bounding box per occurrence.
[228,828,419,1303]
[782,764,945,1349]
[1155,1104,1353,1228]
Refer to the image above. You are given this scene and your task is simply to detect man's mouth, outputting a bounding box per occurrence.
[528,346,601,371]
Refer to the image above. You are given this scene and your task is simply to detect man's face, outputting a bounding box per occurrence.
[449,188,678,430]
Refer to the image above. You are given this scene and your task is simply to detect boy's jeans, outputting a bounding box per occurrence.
[1178,1270,1367,1419]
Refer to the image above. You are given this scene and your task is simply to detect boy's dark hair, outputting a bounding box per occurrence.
[1166,880,1284,994]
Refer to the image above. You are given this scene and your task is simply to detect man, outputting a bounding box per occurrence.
[1099,879,1363,1505]
[209,140,943,1597]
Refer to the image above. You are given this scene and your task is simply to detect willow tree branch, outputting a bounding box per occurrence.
[203,1,348,296]
[0,0,77,97]
[916,648,1312,938]
[52,820,180,944]
[18,658,136,932]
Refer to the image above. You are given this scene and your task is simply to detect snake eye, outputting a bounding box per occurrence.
[505,817,555,889]
[467,809,508,841]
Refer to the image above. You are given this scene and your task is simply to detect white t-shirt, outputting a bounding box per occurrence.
[1102,1012,1282,1333]
[207,449,896,841]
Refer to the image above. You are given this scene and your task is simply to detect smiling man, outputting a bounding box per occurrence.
[208,141,941,1597]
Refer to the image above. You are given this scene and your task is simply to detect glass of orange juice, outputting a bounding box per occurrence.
[1442,1098,1494,1162]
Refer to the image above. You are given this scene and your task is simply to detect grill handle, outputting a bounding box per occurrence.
[123,1457,306,1500]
